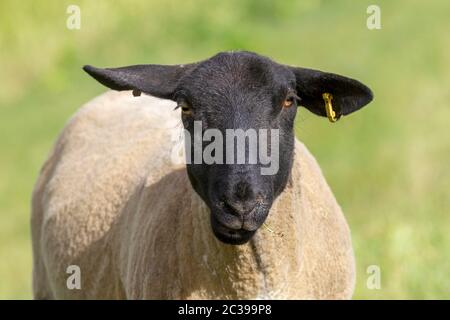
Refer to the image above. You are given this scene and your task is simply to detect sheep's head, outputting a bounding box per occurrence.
[84,51,373,245]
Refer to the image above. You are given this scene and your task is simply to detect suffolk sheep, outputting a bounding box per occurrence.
[31,51,373,299]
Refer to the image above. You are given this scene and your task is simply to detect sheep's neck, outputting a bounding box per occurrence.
[185,181,302,299]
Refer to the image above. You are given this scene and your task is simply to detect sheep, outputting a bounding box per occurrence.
[31,51,373,299]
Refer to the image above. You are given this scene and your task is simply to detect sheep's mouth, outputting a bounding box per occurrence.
[210,214,257,245]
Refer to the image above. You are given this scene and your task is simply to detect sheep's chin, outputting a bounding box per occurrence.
[210,215,256,245]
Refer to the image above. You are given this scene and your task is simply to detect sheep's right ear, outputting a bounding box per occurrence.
[83,63,197,100]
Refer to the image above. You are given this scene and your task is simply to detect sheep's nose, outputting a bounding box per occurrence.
[224,181,258,216]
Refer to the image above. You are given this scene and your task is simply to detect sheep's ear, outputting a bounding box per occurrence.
[290,67,373,120]
[83,63,197,100]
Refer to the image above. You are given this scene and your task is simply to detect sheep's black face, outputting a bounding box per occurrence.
[176,53,298,244]
[84,51,373,245]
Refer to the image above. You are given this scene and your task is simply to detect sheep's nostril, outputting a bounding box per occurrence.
[218,181,259,217]
[235,181,252,200]
[223,199,257,217]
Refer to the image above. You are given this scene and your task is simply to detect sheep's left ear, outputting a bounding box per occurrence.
[83,63,198,100]
[290,67,373,119]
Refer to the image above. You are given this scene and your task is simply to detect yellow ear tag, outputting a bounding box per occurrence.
[322,92,338,123]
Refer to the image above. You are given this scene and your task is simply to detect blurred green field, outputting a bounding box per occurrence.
[0,0,449,299]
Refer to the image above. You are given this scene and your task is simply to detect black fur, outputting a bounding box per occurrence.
[83,51,373,245]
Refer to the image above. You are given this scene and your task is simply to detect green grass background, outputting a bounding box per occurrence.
[0,0,449,299]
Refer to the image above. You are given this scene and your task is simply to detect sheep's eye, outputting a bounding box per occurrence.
[282,91,300,109]
[282,96,295,109]
[179,101,192,115]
